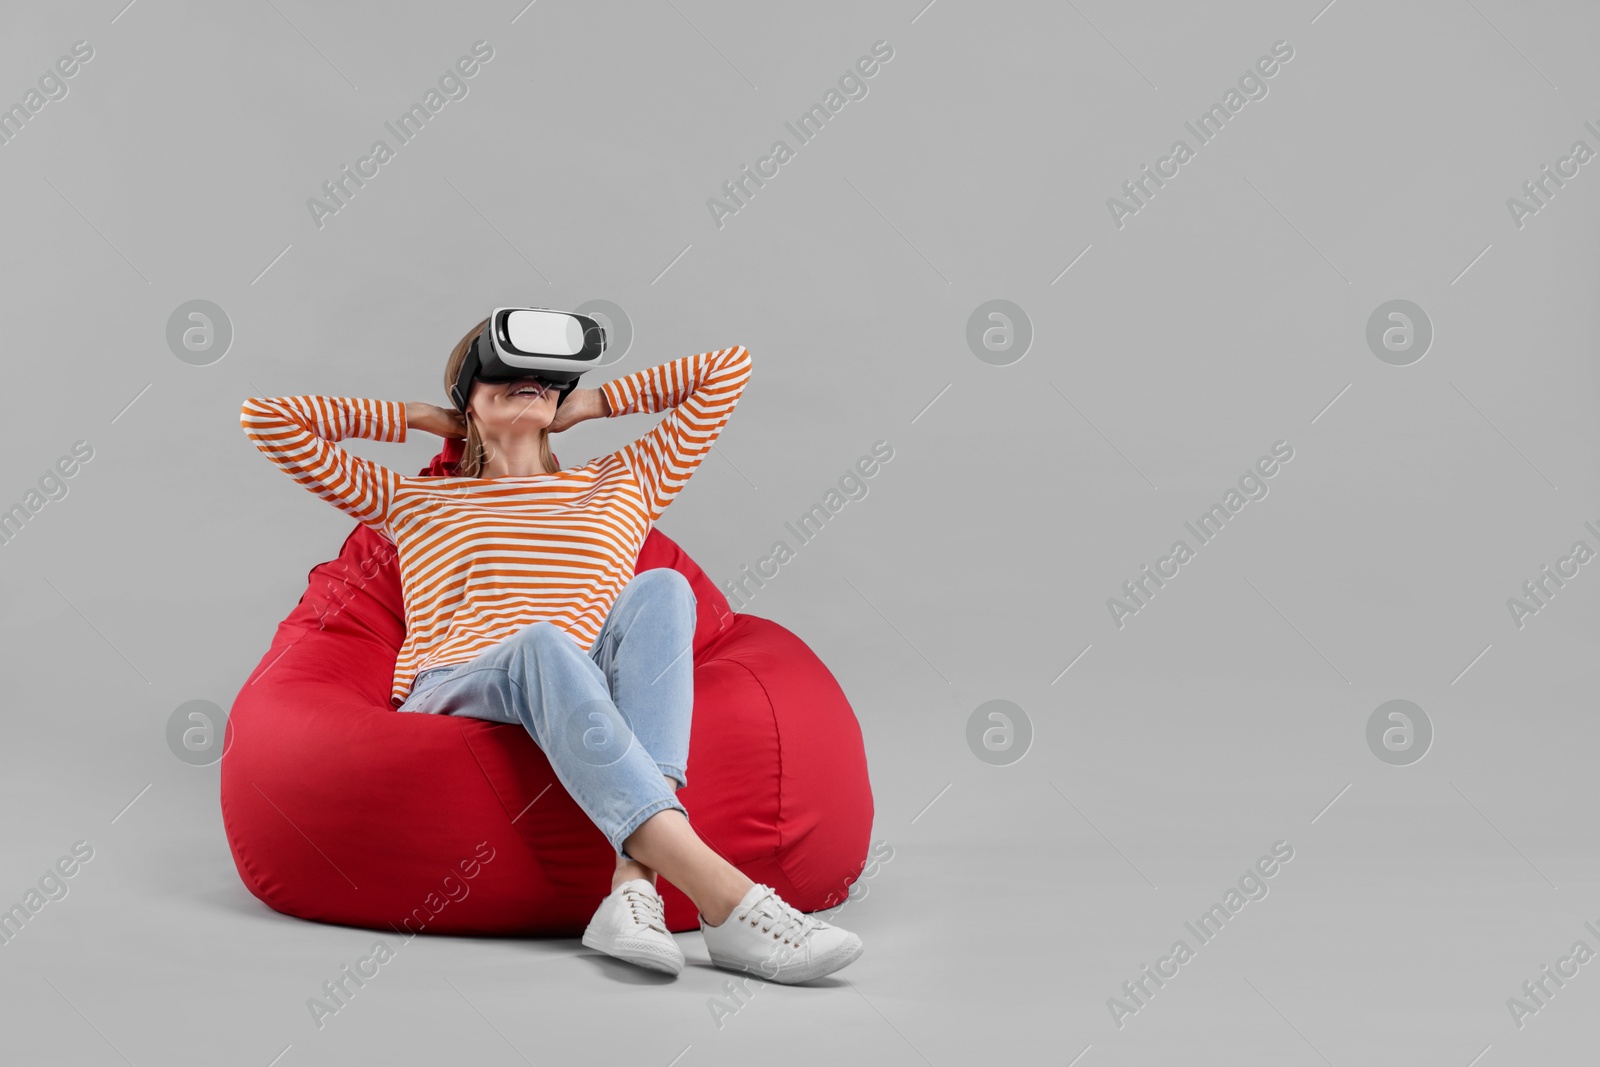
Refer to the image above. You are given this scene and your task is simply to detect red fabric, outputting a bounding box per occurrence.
[221,440,874,935]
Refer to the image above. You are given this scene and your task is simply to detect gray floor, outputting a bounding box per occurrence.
[2,664,1595,1065]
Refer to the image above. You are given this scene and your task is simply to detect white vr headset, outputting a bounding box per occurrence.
[450,307,607,412]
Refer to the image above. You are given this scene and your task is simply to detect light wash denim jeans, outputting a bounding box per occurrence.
[397,568,696,861]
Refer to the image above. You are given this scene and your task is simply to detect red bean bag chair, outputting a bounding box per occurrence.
[222,440,874,936]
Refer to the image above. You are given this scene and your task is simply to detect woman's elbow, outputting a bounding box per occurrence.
[240,396,284,438]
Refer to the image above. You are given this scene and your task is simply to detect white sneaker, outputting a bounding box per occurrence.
[581,879,685,976]
[699,883,863,984]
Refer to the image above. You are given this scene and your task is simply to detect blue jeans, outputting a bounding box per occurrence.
[397,568,696,861]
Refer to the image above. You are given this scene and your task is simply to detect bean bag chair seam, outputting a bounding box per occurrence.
[317,525,402,629]
[717,654,785,860]
[700,605,762,661]
[440,679,587,861]
[451,718,523,835]
[450,719,605,911]
[220,778,276,912]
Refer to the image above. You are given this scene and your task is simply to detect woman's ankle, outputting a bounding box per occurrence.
[612,855,655,890]
[698,873,756,926]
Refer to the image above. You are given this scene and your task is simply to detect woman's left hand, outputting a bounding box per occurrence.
[547,387,608,434]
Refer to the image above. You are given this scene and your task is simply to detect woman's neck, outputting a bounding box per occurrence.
[480,435,546,478]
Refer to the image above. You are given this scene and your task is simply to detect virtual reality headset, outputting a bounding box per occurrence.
[450,307,607,412]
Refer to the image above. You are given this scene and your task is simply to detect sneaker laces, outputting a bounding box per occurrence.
[620,884,667,933]
[740,886,821,948]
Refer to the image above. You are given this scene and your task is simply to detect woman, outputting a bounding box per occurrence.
[240,318,863,983]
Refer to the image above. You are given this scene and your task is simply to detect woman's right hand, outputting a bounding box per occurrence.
[407,402,468,439]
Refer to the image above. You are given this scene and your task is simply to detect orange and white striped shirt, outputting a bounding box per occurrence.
[241,345,752,706]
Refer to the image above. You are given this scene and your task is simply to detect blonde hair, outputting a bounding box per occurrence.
[444,317,559,478]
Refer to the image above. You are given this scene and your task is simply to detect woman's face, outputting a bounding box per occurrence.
[467,376,558,435]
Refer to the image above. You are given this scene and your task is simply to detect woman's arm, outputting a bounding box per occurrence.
[240,396,422,535]
[597,345,753,524]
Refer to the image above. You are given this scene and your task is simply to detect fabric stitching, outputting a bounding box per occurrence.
[715,650,784,860]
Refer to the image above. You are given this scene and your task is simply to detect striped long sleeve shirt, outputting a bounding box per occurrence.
[241,345,752,706]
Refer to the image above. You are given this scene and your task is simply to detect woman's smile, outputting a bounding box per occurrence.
[506,379,551,399]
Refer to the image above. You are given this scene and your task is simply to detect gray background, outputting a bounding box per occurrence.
[1,0,1596,1063]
